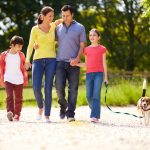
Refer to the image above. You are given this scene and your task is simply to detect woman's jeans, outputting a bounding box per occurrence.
[86,72,103,119]
[32,58,56,116]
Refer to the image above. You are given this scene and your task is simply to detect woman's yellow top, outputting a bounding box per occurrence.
[26,22,56,62]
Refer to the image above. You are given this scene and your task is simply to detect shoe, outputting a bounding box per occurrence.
[67,117,75,122]
[7,111,13,121]
[13,114,20,121]
[45,116,51,123]
[45,119,51,123]
[36,108,43,120]
[60,109,66,119]
[91,118,99,123]
[36,115,42,120]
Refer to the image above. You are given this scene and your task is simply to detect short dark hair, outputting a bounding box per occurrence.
[90,28,101,37]
[61,5,73,14]
[38,6,54,24]
[10,35,24,46]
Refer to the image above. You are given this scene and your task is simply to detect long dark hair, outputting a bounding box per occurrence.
[38,6,54,24]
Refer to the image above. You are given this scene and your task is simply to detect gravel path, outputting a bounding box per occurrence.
[0,106,150,150]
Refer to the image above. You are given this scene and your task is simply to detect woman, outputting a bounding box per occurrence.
[25,6,61,123]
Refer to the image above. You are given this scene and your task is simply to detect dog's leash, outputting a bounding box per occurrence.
[104,82,143,118]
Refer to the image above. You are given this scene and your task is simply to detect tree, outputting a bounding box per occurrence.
[0,0,150,71]
[0,0,41,52]
[0,0,99,53]
[142,0,150,16]
[98,0,150,71]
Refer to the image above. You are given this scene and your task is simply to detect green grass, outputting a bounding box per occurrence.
[0,78,148,109]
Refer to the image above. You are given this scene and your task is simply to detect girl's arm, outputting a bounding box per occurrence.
[76,55,87,68]
[103,53,108,84]
[76,63,86,68]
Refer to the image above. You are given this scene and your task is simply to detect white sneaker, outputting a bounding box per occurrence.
[36,115,42,120]
[36,108,43,120]
[45,119,51,123]
[91,118,99,123]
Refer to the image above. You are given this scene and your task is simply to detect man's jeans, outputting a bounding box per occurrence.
[86,72,103,119]
[32,58,56,116]
[55,61,80,118]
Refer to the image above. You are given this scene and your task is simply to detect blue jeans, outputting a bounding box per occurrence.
[32,58,56,116]
[86,72,103,119]
[55,61,80,118]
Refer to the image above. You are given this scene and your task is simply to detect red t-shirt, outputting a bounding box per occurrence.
[84,45,106,73]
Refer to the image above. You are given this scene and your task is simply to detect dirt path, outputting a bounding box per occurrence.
[0,106,150,150]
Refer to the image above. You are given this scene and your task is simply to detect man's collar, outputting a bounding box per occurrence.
[63,20,76,26]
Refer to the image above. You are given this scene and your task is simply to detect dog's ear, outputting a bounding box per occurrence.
[137,97,144,115]
[147,97,150,104]
[137,97,143,109]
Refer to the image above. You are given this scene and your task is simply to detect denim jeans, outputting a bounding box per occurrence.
[86,72,103,119]
[55,61,80,118]
[32,58,56,116]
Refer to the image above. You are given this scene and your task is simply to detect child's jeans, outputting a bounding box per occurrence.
[32,58,56,116]
[86,72,103,119]
[5,81,23,116]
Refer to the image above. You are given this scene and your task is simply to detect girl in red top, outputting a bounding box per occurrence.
[0,35,28,121]
[77,28,108,123]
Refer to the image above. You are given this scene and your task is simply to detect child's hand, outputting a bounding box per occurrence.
[76,63,86,68]
[34,43,39,50]
[25,62,32,70]
[70,57,80,66]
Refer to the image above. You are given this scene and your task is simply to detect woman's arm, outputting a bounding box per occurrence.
[25,27,36,70]
[26,27,36,62]
[54,19,63,26]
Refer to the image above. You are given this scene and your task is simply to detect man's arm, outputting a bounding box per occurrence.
[70,42,85,66]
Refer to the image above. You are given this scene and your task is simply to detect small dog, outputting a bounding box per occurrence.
[137,97,150,125]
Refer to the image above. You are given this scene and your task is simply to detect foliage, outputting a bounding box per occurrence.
[0,78,148,109]
[0,0,150,71]
[142,0,150,16]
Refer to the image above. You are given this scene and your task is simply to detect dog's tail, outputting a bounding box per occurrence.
[142,79,146,97]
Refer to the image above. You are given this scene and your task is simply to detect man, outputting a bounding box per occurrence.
[56,5,86,122]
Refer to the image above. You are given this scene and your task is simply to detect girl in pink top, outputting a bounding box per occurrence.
[77,28,108,123]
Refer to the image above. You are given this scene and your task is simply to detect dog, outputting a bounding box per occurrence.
[137,97,150,125]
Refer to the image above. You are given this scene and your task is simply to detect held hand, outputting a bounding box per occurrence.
[34,43,39,50]
[76,63,86,68]
[25,62,32,70]
[70,57,80,66]
[104,79,108,86]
